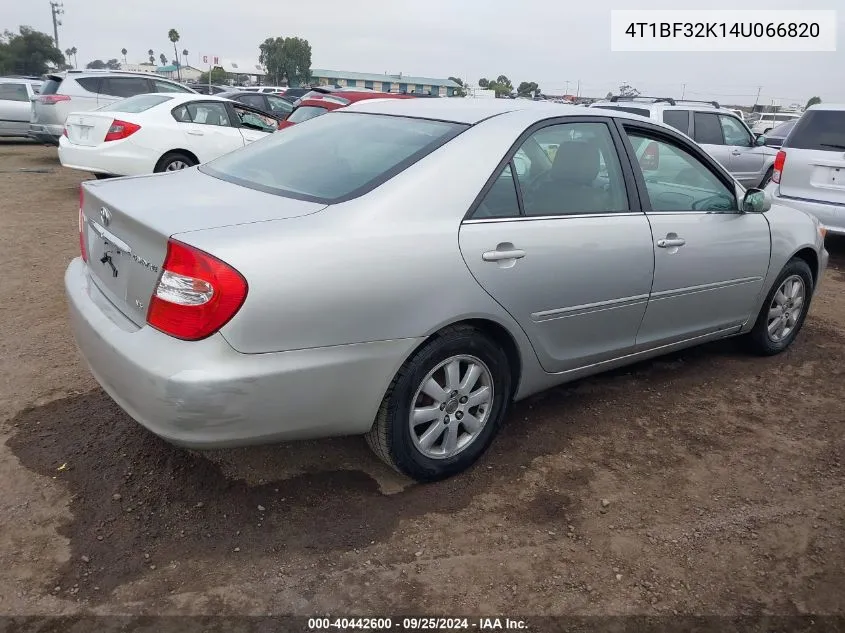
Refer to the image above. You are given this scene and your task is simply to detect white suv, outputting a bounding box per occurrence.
[590,96,778,188]
[30,70,195,145]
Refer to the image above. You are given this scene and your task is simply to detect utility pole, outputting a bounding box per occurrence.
[576,80,581,97]
[49,1,64,50]
[753,85,762,111]
[565,80,570,96]
[681,83,686,99]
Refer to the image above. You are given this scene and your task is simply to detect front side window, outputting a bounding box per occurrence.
[232,104,277,132]
[238,94,266,110]
[693,112,724,145]
[184,102,232,126]
[0,83,28,102]
[266,94,293,114]
[201,112,466,202]
[514,122,629,216]
[626,131,737,212]
[153,79,191,93]
[719,115,752,146]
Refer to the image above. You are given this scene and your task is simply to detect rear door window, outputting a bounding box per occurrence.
[153,79,192,93]
[662,110,690,133]
[0,83,28,102]
[75,77,101,93]
[784,111,845,151]
[100,77,152,98]
[693,112,724,144]
[266,94,293,115]
[185,102,232,126]
[238,94,267,110]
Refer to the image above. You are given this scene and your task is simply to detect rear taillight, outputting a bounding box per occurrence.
[78,187,87,262]
[146,239,248,341]
[103,119,141,142]
[38,94,71,105]
[772,150,786,184]
[62,127,68,137]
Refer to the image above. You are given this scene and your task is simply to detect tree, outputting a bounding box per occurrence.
[182,48,189,67]
[86,59,106,69]
[605,91,613,100]
[805,96,821,109]
[517,81,540,98]
[147,48,154,58]
[486,74,514,98]
[70,46,77,67]
[448,76,466,97]
[199,67,228,85]
[478,78,489,88]
[148,54,155,64]
[106,58,120,70]
[121,47,127,65]
[259,36,312,86]
[168,29,181,81]
[159,53,167,66]
[0,26,64,76]
[618,83,639,97]
[64,47,73,68]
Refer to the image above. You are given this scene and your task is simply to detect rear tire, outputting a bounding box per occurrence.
[154,151,197,173]
[746,258,814,356]
[366,325,512,482]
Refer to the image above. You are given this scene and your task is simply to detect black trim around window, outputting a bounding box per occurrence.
[463,115,643,222]
[612,118,742,213]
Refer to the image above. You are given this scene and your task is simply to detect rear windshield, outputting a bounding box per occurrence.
[592,105,651,118]
[41,78,62,95]
[768,120,796,138]
[784,110,845,151]
[201,112,467,203]
[99,94,173,113]
[287,105,329,123]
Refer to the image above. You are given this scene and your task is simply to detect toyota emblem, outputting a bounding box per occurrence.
[99,207,112,227]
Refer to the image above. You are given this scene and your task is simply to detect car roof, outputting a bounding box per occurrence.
[345,97,612,124]
[0,77,42,84]
[141,92,233,105]
[807,103,845,112]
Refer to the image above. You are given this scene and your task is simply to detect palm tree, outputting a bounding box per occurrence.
[64,48,72,69]
[148,55,155,64]
[121,48,127,65]
[70,46,78,68]
[159,53,167,67]
[167,29,181,81]
[182,49,189,69]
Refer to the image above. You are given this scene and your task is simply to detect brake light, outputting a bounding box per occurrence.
[78,187,87,263]
[103,119,141,142]
[772,150,786,184]
[62,127,68,137]
[146,239,248,341]
[38,94,71,105]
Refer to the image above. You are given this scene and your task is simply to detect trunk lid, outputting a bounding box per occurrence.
[81,168,327,326]
[64,111,117,146]
[778,109,845,205]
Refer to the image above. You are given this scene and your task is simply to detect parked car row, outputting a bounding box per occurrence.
[66,97,828,481]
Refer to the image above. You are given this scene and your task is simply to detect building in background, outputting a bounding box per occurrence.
[119,63,158,74]
[309,69,461,96]
[156,64,203,81]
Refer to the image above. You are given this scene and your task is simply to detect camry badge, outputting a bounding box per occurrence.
[100,207,112,227]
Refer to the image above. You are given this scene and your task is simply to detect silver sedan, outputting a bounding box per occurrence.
[66,98,829,481]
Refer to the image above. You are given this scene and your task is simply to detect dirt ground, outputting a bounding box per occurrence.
[0,140,843,620]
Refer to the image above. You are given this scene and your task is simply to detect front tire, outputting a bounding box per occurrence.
[154,151,197,173]
[366,326,512,482]
[747,258,814,355]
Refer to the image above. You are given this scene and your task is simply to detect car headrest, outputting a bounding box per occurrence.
[551,140,600,185]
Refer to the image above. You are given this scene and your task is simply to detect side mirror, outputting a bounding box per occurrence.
[639,141,660,171]
[755,134,767,146]
[742,188,772,213]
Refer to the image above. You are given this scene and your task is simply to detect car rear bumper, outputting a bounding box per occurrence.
[65,257,421,448]
[58,136,159,176]
[770,189,845,236]
[28,123,63,145]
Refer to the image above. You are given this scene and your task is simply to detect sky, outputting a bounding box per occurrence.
[7,0,845,106]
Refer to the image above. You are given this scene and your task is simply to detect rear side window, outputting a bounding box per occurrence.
[201,112,467,203]
[75,77,101,93]
[287,105,329,123]
[784,111,845,151]
[592,105,651,118]
[693,112,724,144]
[99,94,172,112]
[40,78,63,95]
[0,83,28,102]
[100,77,152,98]
[153,79,191,93]
[662,110,690,133]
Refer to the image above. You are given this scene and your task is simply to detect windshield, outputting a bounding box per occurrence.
[287,105,329,123]
[99,94,173,113]
[201,112,467,203]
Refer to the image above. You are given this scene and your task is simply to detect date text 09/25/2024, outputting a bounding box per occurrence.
[307,617,528,630]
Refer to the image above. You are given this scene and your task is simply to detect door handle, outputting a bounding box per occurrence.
[731,150,741,156]
[482,248,526,262]
[186,130,204,136]
[657,238,686,248]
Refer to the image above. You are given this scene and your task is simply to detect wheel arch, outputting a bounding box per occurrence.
[791,247,820,286]
[154,149,199,172]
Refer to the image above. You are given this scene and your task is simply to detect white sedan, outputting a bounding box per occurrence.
[58,93,285,177]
